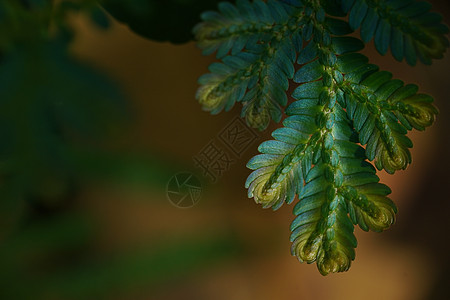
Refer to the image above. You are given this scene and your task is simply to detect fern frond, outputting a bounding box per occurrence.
[196,0,443,275]
[245,3,431,273]
[288,86,396,275]
[194,0,303,129]
[342,0,449,64]
[288,48,397,274]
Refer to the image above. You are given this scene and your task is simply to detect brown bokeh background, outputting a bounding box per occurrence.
[62,2,450,299]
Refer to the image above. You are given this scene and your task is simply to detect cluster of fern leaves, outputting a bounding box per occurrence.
[194,0,447,275]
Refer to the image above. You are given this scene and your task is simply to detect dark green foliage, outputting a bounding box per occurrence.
[195,0,445,274]
[1,2,243,298]
[0,0,128,212]
[0,0,185,236]
[0,40,126,203]
[100,0,224,43]
[343,0,449,64]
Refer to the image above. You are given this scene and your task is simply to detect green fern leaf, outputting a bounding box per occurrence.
[196,0,443,275]
[343,0,449,65]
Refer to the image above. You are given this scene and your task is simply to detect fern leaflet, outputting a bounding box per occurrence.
[343,0,449,64]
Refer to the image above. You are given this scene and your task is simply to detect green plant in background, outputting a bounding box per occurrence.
[1,1,243,299]
[0,0,124,234]
[0,0,186,233]
[195,0,447,275]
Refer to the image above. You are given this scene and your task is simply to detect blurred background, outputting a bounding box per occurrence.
[0,0,449,299]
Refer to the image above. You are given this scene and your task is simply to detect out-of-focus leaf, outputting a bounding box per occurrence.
[100,0,224,43]
[0,39,127,203]
[0,0,191,216]
[0,0,51,51]
[0,184,25,239]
